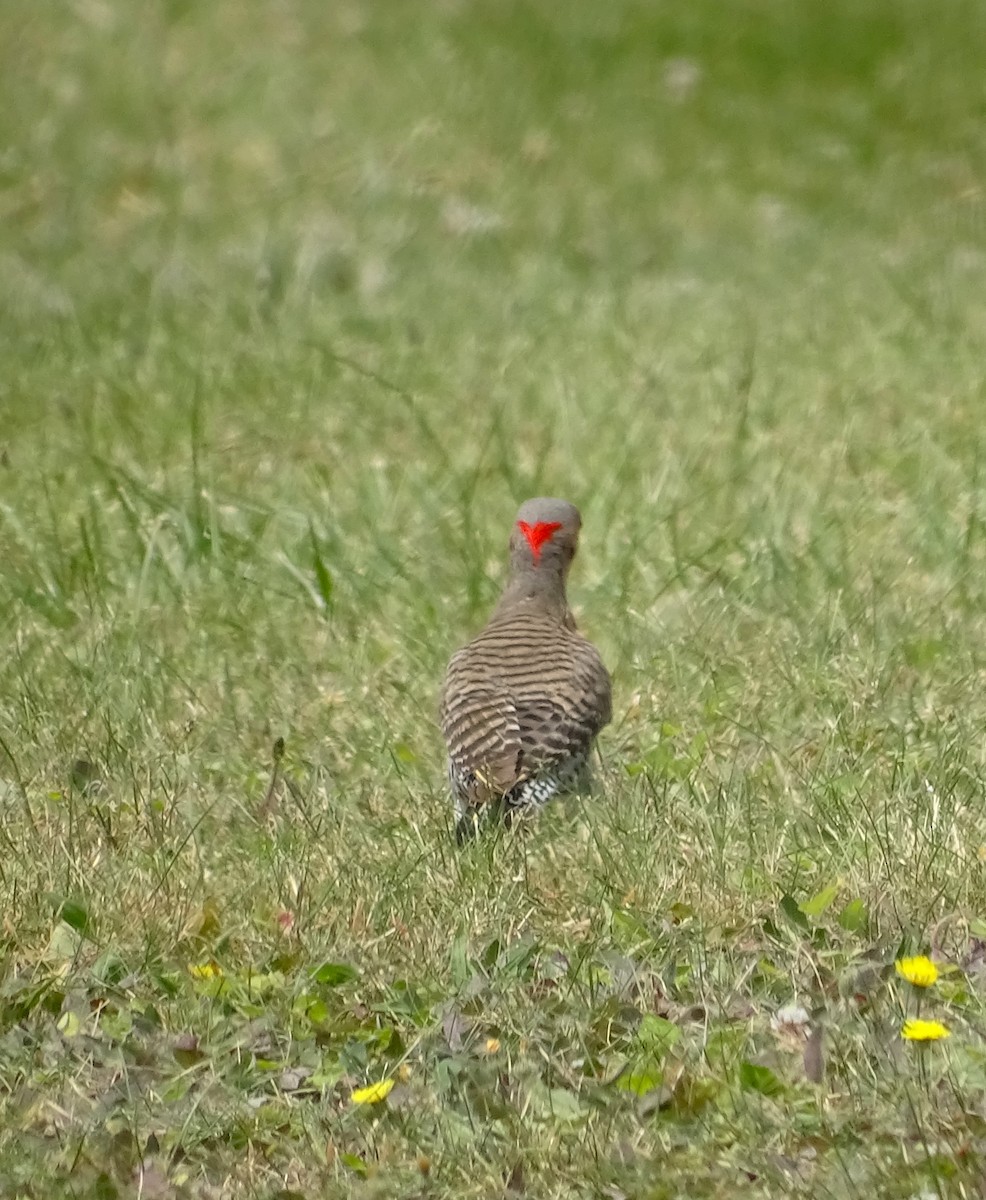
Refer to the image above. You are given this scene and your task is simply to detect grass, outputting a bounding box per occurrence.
[3,0,986,1195]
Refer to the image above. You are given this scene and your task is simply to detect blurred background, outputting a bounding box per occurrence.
[3,0,986,809]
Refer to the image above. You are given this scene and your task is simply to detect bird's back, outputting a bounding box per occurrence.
[440,601,612,818]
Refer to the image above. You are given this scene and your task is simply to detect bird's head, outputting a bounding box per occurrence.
[509,497,582,575]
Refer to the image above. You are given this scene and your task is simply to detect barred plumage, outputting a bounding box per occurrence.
[439,497,612,841]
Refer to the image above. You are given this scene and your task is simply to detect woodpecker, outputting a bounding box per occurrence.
[440,497,612,841]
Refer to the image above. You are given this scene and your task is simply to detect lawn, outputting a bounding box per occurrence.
[3,0,986,1195]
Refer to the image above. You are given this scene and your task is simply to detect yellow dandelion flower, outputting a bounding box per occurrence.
[188,961,222,980]
[901,1018,950,1042]
[895,956,939,988]
[351,1078,395,1105]
[484,1037,501,1055]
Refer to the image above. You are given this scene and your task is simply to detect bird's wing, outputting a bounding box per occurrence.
[578,639,613,734]
[440,656,526,802]
[513,635,612,763]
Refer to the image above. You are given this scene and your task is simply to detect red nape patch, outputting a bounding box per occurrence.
[517,520,563,562]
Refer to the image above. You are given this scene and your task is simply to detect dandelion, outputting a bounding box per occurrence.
[895,956,939,988]
[901,1018,950,1042]
[351,1078,395,1104]
[188,961,222,980]
[484,1037,501,1055]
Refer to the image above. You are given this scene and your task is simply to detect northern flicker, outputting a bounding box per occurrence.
[440,497,612,841]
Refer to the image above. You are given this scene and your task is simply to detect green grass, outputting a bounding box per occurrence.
[3,0,986,1195]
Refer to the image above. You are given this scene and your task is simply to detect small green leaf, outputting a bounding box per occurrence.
[341,1153,368,1177]
[46,921,82,962]
[310,962,358,986]
[54,897,89,931]
[449,931,470,986]
[305,999,332,1026]
[612,908,651,946]
[242,970,286,998]
[616,1060,663,1096]
[800,880,842,921]
[739,1061,784,1096]
[99,1008,133,1042]
[837,897,869,934]
[636,1014,681,1055]
[499,939,538,979]
[57,1010,81,1038]
[172,1032,205,1067]
[779,894,809,931]
[481,938,501,969]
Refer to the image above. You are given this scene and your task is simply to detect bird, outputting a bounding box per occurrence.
[439,497,612,842]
